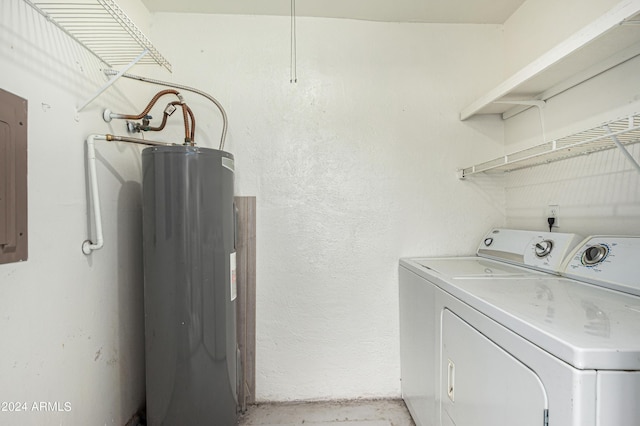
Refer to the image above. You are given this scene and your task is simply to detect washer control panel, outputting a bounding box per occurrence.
[477,229,583,274]
[534,240,553,258]
[523,234,581,272]
[564,236,640,296]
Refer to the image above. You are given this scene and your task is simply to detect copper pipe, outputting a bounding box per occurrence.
[178,103,189,143]
[109,89,198,145]
[145,112,169,132]
[146,101,183,132]
[185,104,196,143]
[104,70,228,150]
[116,89,181,120]
[142,101,195,146]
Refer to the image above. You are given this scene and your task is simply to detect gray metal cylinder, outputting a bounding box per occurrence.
[142,146,237,425]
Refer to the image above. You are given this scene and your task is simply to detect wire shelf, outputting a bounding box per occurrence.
[24,0,171,71]
[459,113,640,178]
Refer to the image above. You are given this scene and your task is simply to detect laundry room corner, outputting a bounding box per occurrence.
[6,0,639,424]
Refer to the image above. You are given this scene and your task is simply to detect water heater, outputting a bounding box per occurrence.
[142,146,238,425]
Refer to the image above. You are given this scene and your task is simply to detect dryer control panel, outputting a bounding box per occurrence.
[564,236,640,297]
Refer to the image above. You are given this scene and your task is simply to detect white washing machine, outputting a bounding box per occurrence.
[399,229,640,426]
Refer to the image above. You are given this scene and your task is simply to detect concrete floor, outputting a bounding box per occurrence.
[237,399,416,426]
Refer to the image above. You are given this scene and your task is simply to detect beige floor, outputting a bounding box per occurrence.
[237,399,416,426]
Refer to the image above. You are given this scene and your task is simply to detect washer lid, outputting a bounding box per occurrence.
[444,275,640,370]
[413,257,546,280]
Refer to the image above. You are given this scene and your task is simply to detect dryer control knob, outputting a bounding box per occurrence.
[582,244,609,265]
[534,240,553,258]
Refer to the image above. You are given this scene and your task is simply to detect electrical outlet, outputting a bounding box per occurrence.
[547,204,559,228]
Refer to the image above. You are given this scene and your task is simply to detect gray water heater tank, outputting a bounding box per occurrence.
[142,146,238,425]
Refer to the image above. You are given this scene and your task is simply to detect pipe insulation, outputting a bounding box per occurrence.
[82,134,106,254]
[82,134,176,255]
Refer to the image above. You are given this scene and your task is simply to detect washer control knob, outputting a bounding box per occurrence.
[534,240,553,258]
[484,238,493,247]
[582,244,609,265]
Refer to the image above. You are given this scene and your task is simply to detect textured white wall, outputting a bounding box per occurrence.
[0,0,163,424]
[150,13,505,401]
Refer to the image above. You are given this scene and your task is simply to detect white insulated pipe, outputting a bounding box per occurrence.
[82,134,174,255]
[82,134,107,254]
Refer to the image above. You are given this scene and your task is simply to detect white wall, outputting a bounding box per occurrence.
[500,0,640,235]
[149,13,505,401]
[0,0,165,424]
[503,0,620,75]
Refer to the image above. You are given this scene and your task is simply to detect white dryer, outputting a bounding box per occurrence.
[399,229,640,426]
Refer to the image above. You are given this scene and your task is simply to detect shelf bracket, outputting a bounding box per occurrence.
[494,100,546,108]
[76,49,149,112]
[604,124,640,174]
[495,100,547,143]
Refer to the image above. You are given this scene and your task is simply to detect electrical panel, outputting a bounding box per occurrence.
[0,89,28,264]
